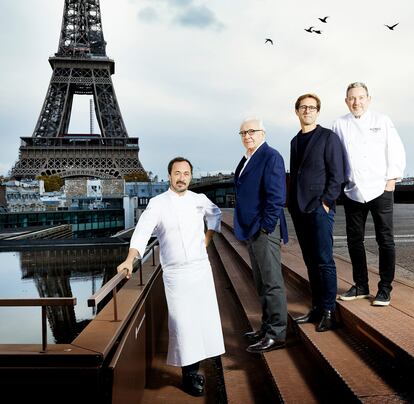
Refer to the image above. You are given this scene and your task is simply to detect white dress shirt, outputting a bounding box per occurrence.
[332,110,406,203]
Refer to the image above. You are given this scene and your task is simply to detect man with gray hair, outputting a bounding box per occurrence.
[332,82,406,306]
[234,117,288,353]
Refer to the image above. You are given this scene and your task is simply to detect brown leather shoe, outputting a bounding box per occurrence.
[246,337,286,353]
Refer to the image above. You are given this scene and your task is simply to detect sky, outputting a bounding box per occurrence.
[0,0,413,180]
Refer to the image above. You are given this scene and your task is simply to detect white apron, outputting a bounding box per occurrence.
[163,258,225,367]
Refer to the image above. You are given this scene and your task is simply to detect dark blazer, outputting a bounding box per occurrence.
[288,125,344,214]
[234,142,288,242]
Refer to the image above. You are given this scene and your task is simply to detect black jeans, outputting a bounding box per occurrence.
[291,204,337,312]
[343,191,395,293]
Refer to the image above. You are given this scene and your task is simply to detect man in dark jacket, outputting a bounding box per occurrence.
[288,94,345,331]
[234,117,288,353]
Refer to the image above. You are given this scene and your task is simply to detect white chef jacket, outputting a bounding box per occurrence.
[130,188,225,366]
[130,189,221,267]
[332,110,406,203]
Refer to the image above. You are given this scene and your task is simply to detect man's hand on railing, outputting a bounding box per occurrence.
[117,248,140,279]
[117,261,133,279]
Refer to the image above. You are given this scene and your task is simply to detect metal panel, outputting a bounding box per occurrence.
[109,302,146,404]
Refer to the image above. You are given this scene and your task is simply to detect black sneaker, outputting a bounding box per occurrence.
[338,285,369,301]
[372,289,391,306]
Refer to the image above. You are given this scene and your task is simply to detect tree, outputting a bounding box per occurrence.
[123,171,149,182]
[36,175,64,192]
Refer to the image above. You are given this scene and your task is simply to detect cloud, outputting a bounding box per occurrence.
[138,6,158,23]
[136,0,224,30]
[174,5,224,30]
[167,0,193,6]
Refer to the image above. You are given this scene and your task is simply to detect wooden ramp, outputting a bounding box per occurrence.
[215,210,414,403]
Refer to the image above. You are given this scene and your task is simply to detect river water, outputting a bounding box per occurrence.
[0,245,129,344]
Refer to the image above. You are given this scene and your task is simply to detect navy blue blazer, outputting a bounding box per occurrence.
[288,125,345,214]
[234,142,288,243]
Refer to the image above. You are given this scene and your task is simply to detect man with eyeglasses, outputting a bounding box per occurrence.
[289,94,345,331]
[332,82,406,306]
[234,117,288,353]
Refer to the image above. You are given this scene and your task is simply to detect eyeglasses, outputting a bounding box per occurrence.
[238,129,263,137]
[298,105,318,112]
[346,95,368,102]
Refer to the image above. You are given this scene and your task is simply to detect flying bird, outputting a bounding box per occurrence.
[304,26,314,33]
[265,38,273,45]
[313,30,322,34]
[385,23,399,30]
[319,16,329,23]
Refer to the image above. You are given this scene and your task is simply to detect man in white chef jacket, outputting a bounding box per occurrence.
[117,157,225,397]
[332,82,406,306]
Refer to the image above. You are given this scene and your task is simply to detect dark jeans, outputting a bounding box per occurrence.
[291,204,337,312]
[246,224,287,340]
[343,191,395,293]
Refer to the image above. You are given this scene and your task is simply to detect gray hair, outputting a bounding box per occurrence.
[240,117,266,132]
[346,82,369,97]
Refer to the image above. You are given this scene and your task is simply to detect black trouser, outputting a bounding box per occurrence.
[182,362,200,377]
[343,191,395,293]
[245,224,287,340]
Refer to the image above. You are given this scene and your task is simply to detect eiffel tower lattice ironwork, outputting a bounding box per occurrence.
[11,0,147,180]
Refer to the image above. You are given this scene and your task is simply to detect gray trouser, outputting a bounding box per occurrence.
[246,225,287,340]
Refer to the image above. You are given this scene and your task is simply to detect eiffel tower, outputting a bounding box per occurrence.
[11,0,147,180]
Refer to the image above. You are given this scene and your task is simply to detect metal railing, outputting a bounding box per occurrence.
[87,239,159,321]
[0,297,77,353]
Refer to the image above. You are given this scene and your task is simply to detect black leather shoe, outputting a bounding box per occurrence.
[182,373,205,396]
[243,329,266,342]
[316,310,336,332]
[294,307,321,324]
[246,337,286,353]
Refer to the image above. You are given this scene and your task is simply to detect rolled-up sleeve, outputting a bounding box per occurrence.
[202,194,222,233]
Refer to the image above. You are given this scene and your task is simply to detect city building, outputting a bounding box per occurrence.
[125,181,169,207]
[2,179,45,213]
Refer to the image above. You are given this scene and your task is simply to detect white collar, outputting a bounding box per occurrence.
[245,140,265,159]
[168,188,188,198]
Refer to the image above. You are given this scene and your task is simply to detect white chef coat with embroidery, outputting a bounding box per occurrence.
[130,188,225,366]
[332,110,406,203]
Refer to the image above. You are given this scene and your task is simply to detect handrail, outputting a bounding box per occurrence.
[0,297,77,353]
[87,239,159,321]
[5,225,72,240]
